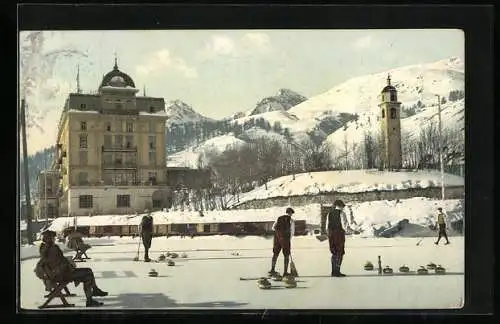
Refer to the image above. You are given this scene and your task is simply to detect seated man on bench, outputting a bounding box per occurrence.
[37,230,108,307]
[66,231,91,262]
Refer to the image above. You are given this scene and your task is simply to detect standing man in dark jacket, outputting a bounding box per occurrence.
[36,230,107,307]
[140,210,154,262]
[321,199,352,277]
[435,207,450,245]
[269,207,295,277]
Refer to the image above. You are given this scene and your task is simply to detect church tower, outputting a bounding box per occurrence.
[378,74,402,170]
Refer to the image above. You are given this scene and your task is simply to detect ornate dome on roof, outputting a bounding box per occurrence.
[381,74,396,93]
[99,58,136,90]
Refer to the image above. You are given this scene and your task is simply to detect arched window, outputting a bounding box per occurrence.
[390,108,397,119]
[390,91,397,102]
[381,109,385,118]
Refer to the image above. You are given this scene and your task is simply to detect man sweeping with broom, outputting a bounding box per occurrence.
[268,207,298,278]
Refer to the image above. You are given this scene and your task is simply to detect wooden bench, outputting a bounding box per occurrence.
[39,279,76,309]
[36,256,78,309]
[67,233,92,262]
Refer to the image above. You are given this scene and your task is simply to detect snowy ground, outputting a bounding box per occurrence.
[20,235,464,310]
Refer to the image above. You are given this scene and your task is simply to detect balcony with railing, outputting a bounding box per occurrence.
[102,144,137,152]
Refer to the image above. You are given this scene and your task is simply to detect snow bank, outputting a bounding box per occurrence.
[233,169,464,205]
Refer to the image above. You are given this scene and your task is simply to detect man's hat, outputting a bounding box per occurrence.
[41,230,57,237]
[437,207,443,211]
[286,207,295,215]
[334,199,345,208]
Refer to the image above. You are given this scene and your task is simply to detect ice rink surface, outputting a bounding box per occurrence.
[19,235,464,310]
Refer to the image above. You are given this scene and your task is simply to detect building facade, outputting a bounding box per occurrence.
[35,170,60,220]
[54,60,169,216]
[378,75,403,170]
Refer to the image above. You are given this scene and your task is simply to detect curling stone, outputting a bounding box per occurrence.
[258,277,271,289]
[148,269,158,277]
[399,265,410,273]
[382,266,393,274]
[417,266,429,275]
[364,261,374,271]
[158,254,166,261]
[435,265,446,274]
[426,262,437,270]
[167,259,175,266]
[170,252,179,259]
[271,273,283,281]
[180,252,188,258]
[166,252,172,257]
[283,275,297,288]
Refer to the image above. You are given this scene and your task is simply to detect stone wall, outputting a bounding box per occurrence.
[231,186,465,210]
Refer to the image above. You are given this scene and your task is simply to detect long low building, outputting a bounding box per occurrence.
[48,209,307,237]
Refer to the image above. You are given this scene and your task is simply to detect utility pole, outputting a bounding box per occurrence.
[21,99,34,244]
[436,94,445,202]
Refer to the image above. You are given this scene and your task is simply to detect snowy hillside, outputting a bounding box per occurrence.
[231,169,464,206]
[231,57,464,141]
[167,134,247,168]
[165,100,214,126]
[240,127,289,144]
[248,89,307,116]
[325,98,465,150]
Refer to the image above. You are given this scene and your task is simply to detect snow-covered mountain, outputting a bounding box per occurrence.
[167,134,247,168]
[248,88,307,116]
[165,100,214,126]
[233,57,464,140]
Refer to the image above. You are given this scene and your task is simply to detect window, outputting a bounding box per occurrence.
[149,106,154,113]
[126,122,134,133]
[80,103,86,109]
[103,152,113,165]
[80,121,87,131]
[79,134,87,149]
[125,135,133,148]
[79,195,93,208]
[149,151,156,166]
[203,224,210,233]
[103,173,113,185]
[79,150,88,165]
[106,122,111,132]
[78,172,88,185]
[117,195,131,208]
[381,109,385,118]
[104,135,112,148]
[115,135,123,148]
[153,199,162,208]
[115,153,123,165]
[390,108,397,119]
[390,92,397,102]
[47,205,57,218]
[149,172,157,185]
[148,136,156,150]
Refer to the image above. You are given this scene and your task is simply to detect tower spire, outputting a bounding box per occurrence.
[76,64,81,94]
[114,52,118,70]
[387,73,391,86]
[143,85,146,96]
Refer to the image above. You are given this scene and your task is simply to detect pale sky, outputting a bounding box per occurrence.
[19,29,463,153]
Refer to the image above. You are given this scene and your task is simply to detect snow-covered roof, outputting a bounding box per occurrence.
[47,208,308,232]
[139,111,169,117]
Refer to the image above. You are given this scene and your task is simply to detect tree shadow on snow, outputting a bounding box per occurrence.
[103,293,248,309]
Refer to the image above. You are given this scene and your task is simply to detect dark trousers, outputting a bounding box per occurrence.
[142,232,153,248]
[271,234,291,273]
[436,224,449,243]
[69,268,96,299]
[328,229,345,274]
